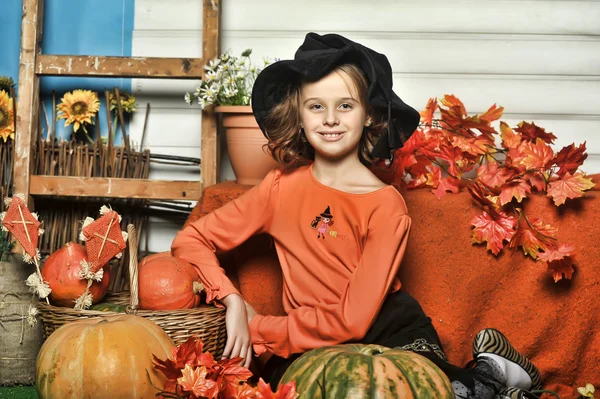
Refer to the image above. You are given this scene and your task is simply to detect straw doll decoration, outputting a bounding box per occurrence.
[76,205,128,310]
[0,194,50,304]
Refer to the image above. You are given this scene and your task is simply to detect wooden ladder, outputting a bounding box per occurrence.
[14,0,221,204]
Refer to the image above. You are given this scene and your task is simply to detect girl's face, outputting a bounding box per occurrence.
[299,69,368,161]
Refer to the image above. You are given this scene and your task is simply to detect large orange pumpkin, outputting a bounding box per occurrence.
[138,252,203,310]
[41,242,111,307]
[36,315,174,399]
[280,344,454,398]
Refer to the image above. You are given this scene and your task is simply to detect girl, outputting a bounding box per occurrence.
[172,33,542,399]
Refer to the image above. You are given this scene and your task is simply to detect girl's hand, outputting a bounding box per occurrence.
[221,294,253,368]
[244,301,259,325]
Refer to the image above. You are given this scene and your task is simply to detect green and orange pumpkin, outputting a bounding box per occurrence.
[280,344,454,398]
[41,242,111,307]
[138,252,204,310]
[36,314,174,399]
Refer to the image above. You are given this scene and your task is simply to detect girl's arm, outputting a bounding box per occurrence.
[249,212,411,358]
[171,168,281,306]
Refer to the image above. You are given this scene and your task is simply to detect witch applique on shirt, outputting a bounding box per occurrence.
[310,206,338,239]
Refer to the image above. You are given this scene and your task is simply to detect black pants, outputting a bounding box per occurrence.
[262,290,475,390]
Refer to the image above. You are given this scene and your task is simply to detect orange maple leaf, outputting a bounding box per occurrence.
[451,135,492,157]
[500,122,521,150]
[498,179,531,205]
[514,121,557,144]
[236,382,259,399]
[547,172,595,206]
[467,183,501,215]
[547,257,576,282]
[511,217,558,259]
[526,171,547,192]
[471,211,517,255]
[217,357,253,388]
[439,94,467,118]
[476,162,514,189]
[479,104,504,123]
[433,176,462,199]
[552,142,588,178]
[255,378,298,399]
[515,138,554,171]
[420,98,438,125]
[177,364,218,399]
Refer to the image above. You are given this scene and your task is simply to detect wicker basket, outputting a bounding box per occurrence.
[38,224,227,356]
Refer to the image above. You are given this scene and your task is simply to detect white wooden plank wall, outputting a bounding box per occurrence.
[130,0,600,252]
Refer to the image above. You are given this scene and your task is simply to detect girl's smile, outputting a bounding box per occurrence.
[317,131,346,142]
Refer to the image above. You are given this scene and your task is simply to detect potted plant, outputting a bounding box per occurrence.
[185,50,279,185]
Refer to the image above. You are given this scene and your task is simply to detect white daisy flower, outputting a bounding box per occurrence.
[224,88,238,98]
[205,71,218,81]
[204,59,220,71]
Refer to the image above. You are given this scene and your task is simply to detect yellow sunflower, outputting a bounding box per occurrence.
[109,91,137,114]
[0,90,15,142]
[57,90,100,132]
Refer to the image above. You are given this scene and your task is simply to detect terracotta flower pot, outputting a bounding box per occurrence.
[215,105,279,185]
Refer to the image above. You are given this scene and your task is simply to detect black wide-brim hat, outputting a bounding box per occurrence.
[251,32,421,160]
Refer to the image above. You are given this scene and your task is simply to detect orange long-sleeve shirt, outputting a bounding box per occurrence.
[171,164,411,358]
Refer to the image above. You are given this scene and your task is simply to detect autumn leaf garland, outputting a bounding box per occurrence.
[151,335,298,399]
[377,94,595,283]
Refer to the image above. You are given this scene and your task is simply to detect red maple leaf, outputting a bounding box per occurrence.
[500,122,522,150]
[552,142,588,178]
[420,98,438,125]
[153,355,182,381]
[498,179,531,205]
[547,257,576,282]
[476,162,514,189]
[433,176,462,199]
[171,336,203,369]
[537,244,574,263]
[255,379,298,399]
[514,121,557,144]
[471,211,518,255]
[547,172,595,206]
[438,145,470,178]
[537,244,576,282]
[510,217,558,259]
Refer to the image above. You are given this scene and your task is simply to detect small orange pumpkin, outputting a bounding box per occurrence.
[36,315,174,398]
[138,252,204,310]
[41,242,111,307]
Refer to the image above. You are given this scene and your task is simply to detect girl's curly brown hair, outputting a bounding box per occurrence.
[263,64,388,169]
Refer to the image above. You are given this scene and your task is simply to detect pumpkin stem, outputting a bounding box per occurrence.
[192,281,204,295]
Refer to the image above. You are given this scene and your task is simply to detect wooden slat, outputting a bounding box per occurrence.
[14,0,44,205]
[201,0,221,188]
[30,176,202,200]
[36,55,205,78]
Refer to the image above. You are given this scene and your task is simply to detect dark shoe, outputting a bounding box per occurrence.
[473,328,542,390]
